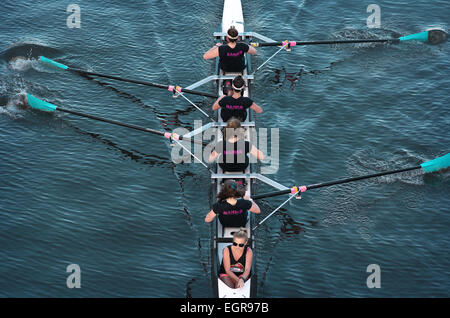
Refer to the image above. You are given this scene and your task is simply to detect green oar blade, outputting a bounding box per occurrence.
[26,94,58,112]
[420,153,450,173]
[39,56,69,70]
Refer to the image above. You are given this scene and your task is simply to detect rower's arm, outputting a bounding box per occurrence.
[249,145,264,161]
[250,102,262,113]
[212,95,225,110]
[248,200,261,214]
[205,210,216,223]
[203,44,221,60]
[209,150,219,162]
[242,248,253,280]
[247,46,257,55]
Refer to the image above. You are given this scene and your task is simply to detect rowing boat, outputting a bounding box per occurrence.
[182,0,291,298]
[27,0,449,299]
[214,0,254,298]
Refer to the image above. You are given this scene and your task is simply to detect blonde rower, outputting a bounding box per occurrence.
[218,228,253,289]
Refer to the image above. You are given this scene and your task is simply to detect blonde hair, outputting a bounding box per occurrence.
[224,117,245,140]
[233,227,248,241]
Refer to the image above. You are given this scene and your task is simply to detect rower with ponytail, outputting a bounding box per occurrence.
[212,75,263,122]
[205,179,260,227]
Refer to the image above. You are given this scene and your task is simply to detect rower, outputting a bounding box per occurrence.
[212,75,262,122]
[208,118,264,173]
[204,180,260,227]
[203,26,257,74]
[217,227,253,289]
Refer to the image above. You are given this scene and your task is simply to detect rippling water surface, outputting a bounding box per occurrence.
[1,0,449,297]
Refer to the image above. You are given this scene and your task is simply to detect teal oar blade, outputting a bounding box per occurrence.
[399,31,428,42]
[420,153,450,173]
[38,56,218,99]
[39,56,68,70]
[399,29,447,44]
[26,94,58,112]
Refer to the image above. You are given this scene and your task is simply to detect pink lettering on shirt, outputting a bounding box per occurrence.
[223,209,243,215]
[225,104,244,110]
[224,149,243,155]
[226,50,243,57]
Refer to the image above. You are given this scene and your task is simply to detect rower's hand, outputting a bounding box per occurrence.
[237,278,245,288]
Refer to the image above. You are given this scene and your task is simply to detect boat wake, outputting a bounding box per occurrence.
[0,42,61,63]
[0,93,28,119]
[1,42,62,73]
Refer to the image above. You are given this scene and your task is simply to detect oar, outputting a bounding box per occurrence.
[253,153,450,200]
[25,94,208,146]
[252,153,449,230]
[251,29,448,47]
[38,56,218,99]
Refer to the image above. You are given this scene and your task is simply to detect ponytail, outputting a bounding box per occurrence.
[223,117,245,140]
[234,227,248,241]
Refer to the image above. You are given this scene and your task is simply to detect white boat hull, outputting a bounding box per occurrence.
[213,0,256,299]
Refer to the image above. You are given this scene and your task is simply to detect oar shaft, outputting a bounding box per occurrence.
[252,189,290,200]
[306,165,420,190]
[27,93,209,146]
[72,68,167,89]
[250,151,449,227]
[56,107,165,137]
[71,68,218,98]
[256,38,398,47]
[56,107,207,145]
[253,165,421,200]
[39,56,217,98]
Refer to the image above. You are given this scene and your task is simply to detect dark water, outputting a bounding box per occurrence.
[1,0,449,297]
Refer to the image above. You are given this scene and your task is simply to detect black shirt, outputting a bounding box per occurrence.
[215,140,251,172]
[219,96,253,122]
[213,198,252,227]
[218,42,250,72]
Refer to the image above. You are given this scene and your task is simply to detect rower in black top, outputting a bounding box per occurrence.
[203,26,257,73]
[212,75,262,122]
[205,180,260,228]
[208,118,264,173]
